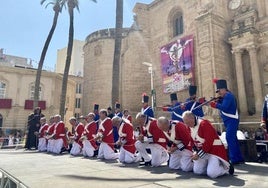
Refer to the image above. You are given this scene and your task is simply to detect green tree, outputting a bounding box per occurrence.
[34,0,65,108]
[59,0,96,119]
[111,0,123,109]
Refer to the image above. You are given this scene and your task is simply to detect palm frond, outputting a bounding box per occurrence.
[40,0,46,5]
[60,0,68,12]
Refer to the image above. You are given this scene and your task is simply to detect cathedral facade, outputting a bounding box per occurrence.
[83,0,268,123]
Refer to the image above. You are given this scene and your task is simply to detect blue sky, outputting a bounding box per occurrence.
[0,0,153,71]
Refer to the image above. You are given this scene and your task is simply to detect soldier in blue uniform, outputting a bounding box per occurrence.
[185,85,205,117]
[261,82,268,130]
[162,93,184,121]
[114,102,123,118]
[141,94,154,118]
[113,102,122,143]
[93,104,100,135]
[93,104,100,122]
[210,79,244,164]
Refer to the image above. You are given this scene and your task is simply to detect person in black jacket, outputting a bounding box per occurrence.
[24,107,44,150]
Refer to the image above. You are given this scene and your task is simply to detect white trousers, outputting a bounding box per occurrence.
[169,149,193,172]
[135,140,169,167]
[70,142,82,156]
[47,139,55,153]
[193,153,229,178]
[97,142,119,160]
[82,140,96,157]
[38,138,47,152]
[52,139,64,154]
[119,147,140,164]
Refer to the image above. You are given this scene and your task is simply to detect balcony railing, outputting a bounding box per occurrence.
[0,168,28,188]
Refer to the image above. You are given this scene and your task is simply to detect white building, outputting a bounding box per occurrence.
[55,39,85,77]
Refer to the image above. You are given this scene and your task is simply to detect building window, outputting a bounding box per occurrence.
[173,12,183,37]
[76,83,82,94]
[75,98,81,108]
[0,82,6,99]
[30,85,42,100]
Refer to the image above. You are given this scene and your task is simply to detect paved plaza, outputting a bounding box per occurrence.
[0,149,268,188]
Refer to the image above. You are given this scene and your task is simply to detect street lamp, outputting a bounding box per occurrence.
[142,62,156,111]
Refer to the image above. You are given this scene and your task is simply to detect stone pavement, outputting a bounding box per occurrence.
[0,149,268,188]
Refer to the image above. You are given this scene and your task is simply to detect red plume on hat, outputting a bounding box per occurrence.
[142,92,147,96]
[212,78,218,84]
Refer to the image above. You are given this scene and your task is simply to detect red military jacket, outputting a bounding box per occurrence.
[191,118,228,162]
[142,118,167,149]
[123,115,132,123]
[166,121,193,151]
[118,120,136,154]
[83,121,98,149]
[74,123,84,147]
[46,123,56,136]
[54,121,68,148]
[39,123,49,138]
[54,121,65,139]
[98,117,114,149]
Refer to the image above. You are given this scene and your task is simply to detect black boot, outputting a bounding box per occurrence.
[145,160,152,166]
[229,162,234,175]
[93,149,98,157]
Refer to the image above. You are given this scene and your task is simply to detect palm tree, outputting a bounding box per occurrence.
[33,0,65,108]
[111,0,123,109]
[59,0,96,118]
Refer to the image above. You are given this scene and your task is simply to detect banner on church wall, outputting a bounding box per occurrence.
[160,35,194,93]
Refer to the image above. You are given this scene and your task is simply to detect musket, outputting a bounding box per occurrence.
[171,99,196,110]
[191,96,221,111]
[156,99,198,111]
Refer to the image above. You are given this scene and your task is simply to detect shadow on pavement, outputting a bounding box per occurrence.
[57,174,175,182]
[233,163,268,175]
[212,175,246,187]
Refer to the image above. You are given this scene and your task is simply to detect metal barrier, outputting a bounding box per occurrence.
[0,168,28,188]
[0,127,26,150]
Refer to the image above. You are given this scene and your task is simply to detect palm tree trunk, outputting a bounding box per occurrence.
[59,1,74,119]
[112,0,123,109]
[34,9,60,108]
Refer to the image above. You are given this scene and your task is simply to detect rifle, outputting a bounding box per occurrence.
[156,99,196,110]
[191,96,222,111]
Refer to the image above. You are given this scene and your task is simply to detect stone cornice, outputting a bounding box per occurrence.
[85,28,131,44]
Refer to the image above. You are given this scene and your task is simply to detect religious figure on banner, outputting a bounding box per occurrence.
[160,35,194,93]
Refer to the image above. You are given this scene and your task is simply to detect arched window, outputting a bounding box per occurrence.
[173,12,183,37]
[30,84,42,100]
[0,81,6,98]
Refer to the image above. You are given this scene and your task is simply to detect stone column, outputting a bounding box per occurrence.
[233,49,248,114]
[265,0,268,17]
[257,0,266,18]
[248,46,263,112]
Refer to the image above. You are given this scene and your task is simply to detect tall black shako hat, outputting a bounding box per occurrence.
[170,93,178,101]
[115,102,120,109]
[189,85,197,96]
[94,104,99,110]
[213,78,227,93]
[142,93,149,103]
